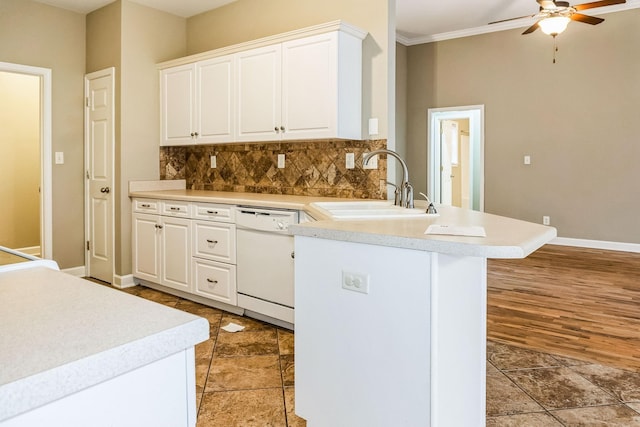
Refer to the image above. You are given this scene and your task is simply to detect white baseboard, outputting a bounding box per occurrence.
[551,237,640,254]
[113,274,135,289]
[62,265,87,277]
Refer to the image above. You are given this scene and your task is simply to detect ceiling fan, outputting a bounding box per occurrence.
[490,0,626,36]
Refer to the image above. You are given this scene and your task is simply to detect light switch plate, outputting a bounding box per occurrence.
[277,154,285,168]
[55,152,64,165]
[524,155,531,165]
[210,155,217,169]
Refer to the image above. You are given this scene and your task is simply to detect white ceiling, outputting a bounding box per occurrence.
[33,0,640,45]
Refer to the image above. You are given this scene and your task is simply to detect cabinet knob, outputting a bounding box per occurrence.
[274,127,279,133]
[190,132,195,137]
[280,126,285,133]
[155,224,163,229]
[100,187,110,194]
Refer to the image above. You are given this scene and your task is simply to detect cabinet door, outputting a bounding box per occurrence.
[160,217,191,292]
[192,258,237,305]
[197,55,235,143]
[236,44,282,142]
[281,32,337,140]
[132,213,161,283]
[160,64,196,146]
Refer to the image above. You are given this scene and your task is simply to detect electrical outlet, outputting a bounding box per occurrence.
[55,152,64,165]
[346,153,355,169]
[210,155,217,169]
[524,155,531,165]
[342,271,369,294]
[363,153,378,169]
[277,154,285,168]
[543,216,550,225]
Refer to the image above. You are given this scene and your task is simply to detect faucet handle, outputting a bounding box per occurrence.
[404,182,414,209]
[419,192,438,215]
[386,181,401,206]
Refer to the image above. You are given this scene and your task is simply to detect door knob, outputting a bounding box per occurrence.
[100,187,110,193]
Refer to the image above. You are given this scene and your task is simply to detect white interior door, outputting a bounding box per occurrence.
[85,68,114,283]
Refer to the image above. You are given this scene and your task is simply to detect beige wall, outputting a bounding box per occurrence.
[87,0,186,277]
[119,1,186,275]
[186,0,393,141]
[0,0,85,268]
[402,8,640,243]
[0,72,40,249]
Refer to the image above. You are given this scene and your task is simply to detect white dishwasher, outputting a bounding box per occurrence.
[235,206,299,326]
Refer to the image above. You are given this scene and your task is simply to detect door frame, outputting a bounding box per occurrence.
[427,105,485,211]
[84,67,115,281]
[0,62,53,259]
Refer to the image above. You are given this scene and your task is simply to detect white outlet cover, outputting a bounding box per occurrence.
[277,154,285,168]
[210,155,217,169]
[55,152,64,164]
[363,153,378,169]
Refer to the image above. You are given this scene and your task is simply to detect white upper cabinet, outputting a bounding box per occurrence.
[197,55,235,143]
[281,31,361,141]
[161,56,235,146]
[236,44,282,141]
[161,64,195,146]
[159,21,366,145]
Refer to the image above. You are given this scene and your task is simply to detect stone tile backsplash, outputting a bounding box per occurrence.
[160,139,387,199]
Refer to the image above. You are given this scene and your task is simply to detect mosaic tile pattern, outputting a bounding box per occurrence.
[160,139,388,199]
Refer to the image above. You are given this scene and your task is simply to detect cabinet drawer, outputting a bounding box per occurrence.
[191,202,234,222]
[192,221,236,263]
[160,200,190,217]
[192,258,237,305]
[133,199,160,214]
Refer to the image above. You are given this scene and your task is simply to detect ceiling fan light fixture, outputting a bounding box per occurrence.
[539,15,571,35]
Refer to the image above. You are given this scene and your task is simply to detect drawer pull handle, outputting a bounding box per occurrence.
[206,239,218,244]
[141,204,151,208]
[206,278,218,284]
[170,207,181,211]
[206,210,219,214]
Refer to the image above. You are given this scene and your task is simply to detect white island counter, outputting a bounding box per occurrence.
[0,266,209,427]
[290,205,556,427]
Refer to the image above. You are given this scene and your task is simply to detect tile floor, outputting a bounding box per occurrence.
[117,284,640,426]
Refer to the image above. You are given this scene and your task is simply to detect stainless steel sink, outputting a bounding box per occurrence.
[310,201,428,219]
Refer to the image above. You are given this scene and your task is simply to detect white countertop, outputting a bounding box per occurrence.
[129,182,556,259]
[0,267,209,422]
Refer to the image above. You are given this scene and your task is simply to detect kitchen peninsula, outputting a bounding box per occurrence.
[129,180,555,426]
[291,204,556,427]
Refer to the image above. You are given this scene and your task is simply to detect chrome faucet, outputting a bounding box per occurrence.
[364,149,414,209]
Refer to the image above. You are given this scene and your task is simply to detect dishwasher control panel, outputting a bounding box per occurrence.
[235,207,299,233]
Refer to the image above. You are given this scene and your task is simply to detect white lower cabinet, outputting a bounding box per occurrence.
[132,199,237,307]
[132,210,190,293]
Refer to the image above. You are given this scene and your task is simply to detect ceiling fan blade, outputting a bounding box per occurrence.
[573,0,626,11]
[570,12,605,24]
[522,22,540,34]
[488,14,536,25]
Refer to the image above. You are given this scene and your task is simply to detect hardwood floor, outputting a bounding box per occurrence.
[487,244,640,371]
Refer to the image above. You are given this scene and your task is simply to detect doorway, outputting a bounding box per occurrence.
[0,62,52,259]
[427,106,484,211]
